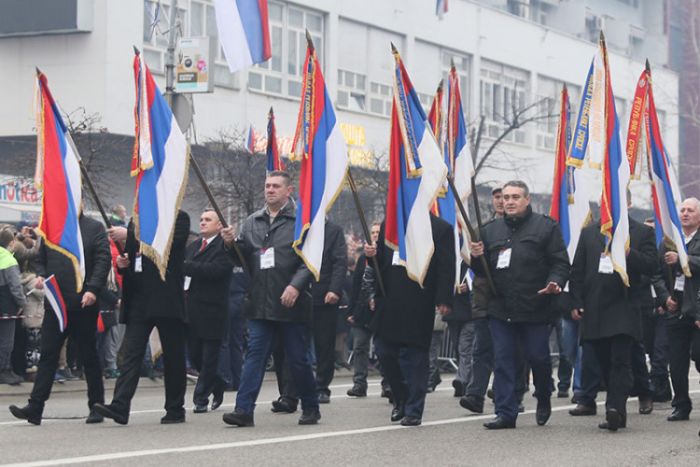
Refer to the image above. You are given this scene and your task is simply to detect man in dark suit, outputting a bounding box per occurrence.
[186,209,233,413]
[364,214,455,426]
[570,211,657,431]
[9,213,111,425]
[94,210,190,425]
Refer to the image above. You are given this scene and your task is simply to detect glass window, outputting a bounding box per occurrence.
[190,2,203,36]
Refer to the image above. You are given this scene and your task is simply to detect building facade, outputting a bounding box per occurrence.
[0,0,680,207]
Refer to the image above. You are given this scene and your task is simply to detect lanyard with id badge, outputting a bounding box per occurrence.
[598,253,614,275]
[496,248,512,269]
[260,248,275,269]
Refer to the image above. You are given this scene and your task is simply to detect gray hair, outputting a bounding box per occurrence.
[682,197,700,210]
[503,180,530,198]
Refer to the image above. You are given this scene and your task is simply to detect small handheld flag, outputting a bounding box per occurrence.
[291,32,349,280]
[246,125,256,154]
[266,108,284,171]
[213,0,272,73]
[44,275,68,333]
[34,70,85,292]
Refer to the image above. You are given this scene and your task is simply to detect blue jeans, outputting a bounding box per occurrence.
[374,337,429,419]
[218,293,246,391]
[489,318,552,422]
[235,319,318,414]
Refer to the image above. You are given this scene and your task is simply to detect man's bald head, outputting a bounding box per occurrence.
[680,197,700,233]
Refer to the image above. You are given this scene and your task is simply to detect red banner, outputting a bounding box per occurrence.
[625,69,649,179]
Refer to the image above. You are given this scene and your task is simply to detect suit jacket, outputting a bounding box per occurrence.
[119,211,190,324]
[311,221,348,306]
[185,235,233,340]
[570,218,657,341]
[653,233,700,322]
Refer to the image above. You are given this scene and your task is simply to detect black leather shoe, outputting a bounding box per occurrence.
[161,412,185,424]
[9,404,42,426]
[483,416,516,430]
[92,403,128,425]
[452,380,465,398]
[486,388,494,400]
[193,404,208,414]
[318,392,331,404]
[569,404,596,416]
[638,397,653,415]
[211,392,224,411]
[298,408,321,425]
[667,408,690,421]
[400,416,422,426]
[346,386,367,397]
[459,395,484,414]
[381,388,394,404]
[223,409,254,427]
[599,409,622,431]
[556,390,569,398]
[271,398,297,414]
[536,399,551,426]
[518,403,525,413]
[390,403,405,422]
[85,409,104,424]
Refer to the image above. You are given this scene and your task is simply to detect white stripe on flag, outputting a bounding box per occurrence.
[214,0,254,73]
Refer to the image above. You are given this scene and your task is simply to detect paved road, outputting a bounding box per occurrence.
[1,373,699,466]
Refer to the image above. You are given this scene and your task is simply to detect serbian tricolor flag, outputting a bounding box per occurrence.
[436,0,448,19]
[132,50,189,280]
[292,36,349,280]
[214,0,271,73]
[645,64,689,276]
[34,70,85,292]
[597,34,631,286]
[550,85,590,262]
[386,44,448,286]
[44,275,68,333]
[428,81,450,218]
[246,124,256,154]
[266,107,284,171]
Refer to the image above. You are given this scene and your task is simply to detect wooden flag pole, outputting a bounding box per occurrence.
[346,167,386,298]
[446,175,497,296]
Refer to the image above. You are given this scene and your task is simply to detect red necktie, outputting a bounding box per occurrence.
[199,238,208,252]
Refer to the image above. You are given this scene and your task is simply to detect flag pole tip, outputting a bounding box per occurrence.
[390,42,399,54]
[437,79,443,91]
[645,58,651,72]
[450,57,456,69]
[35,66,42,75]
[563,83,568,92]
[133,45,141,55]
[599,30,606,44]
[305,29,314,51]
[269,105,274,114]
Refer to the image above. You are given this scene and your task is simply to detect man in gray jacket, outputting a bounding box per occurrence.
[221,171,318,427]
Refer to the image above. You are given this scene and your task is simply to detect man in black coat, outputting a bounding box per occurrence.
[94,210,190,425]
[364,214,455,426]
[186,209,233,413]
[570,214,657,431]
[653,197,700,422]
[10,214,111,425]
[442,261,472,397]
[471,180,569,430]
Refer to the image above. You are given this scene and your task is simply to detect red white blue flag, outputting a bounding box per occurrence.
[44,275,68,333]
[436,0,448,19]
[34,70,85,292]
[386,45,448,286]
[266,108,283,171]
[132,51,189,280]
[246,124,256,154]
[645,66,689,276]
[597,36,630,286]
[292,39,348,280]
[214,0,271,73]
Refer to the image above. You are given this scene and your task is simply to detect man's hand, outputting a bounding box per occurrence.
[664,251,679,265]
[436,304,451,316]
[571,308,584,321]
[538,282,562,295]
[695,320,700,329]
[34,276,45,290]
[346,315,355,324]
[221,226,236,246]
[457,283,468,294]
[470,241,484,258]
[280,285,300,308]
[107,226,127,244]
[324,292,340,305]
[666,297,679,312]
[369,298,375,312]
[116,253,130,269]
[81,291,97,308]
[364,242,377,258]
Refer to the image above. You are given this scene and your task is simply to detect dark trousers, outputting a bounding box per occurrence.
[312,304,338,395]
[351,325,372,390]
[110,317,186,419]
[666,316,700,412]
[578,341,602,407]
[489,318,552,422]
[192,337,225,406]
[465,317,493,400]
[29,304,103,412]
[642,314,670,382]
[218,293,245,391]
[374,337,429,419]
[591,334,634,415]
[554,318,574,392]
[630,341,652,398]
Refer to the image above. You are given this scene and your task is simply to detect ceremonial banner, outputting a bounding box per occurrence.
[626,66,649,180]
[34,70,85,292]
[214,0,271,73]
[385,46,448,286]
[132,51,189,280]
[266,107,284,171]
[292,39,349,280]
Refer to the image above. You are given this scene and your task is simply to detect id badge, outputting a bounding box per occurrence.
[598,254,613,274]
[392,250,400,266]
[135,255,143,273]
[674,275,685,292]
[184,276,191,291]
[260,248,275,270]
[496,248,512,269]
